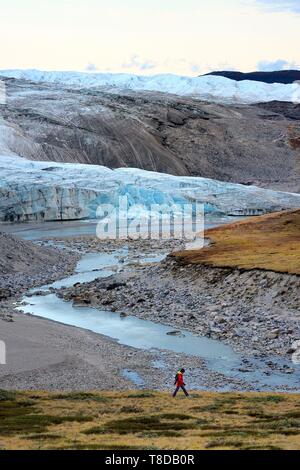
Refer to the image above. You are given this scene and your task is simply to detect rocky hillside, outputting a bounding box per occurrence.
[0,232,78,296]
[205,70,300,84]
[0,76,299,191]
[0,232,58,276]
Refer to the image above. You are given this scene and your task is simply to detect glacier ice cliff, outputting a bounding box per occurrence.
[1,69,300,104]
[0,155,300,223]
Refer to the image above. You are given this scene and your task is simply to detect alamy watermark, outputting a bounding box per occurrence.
[96,196,205,244]
[0,80,6,105]
[0,340,6,365]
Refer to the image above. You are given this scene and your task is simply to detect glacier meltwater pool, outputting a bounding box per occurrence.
[2,214,246,240]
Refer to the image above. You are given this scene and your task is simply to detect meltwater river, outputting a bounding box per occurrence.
[10,217,300,392]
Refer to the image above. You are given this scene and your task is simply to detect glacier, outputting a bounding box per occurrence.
[1,69,300,104]
[0,155,300,223]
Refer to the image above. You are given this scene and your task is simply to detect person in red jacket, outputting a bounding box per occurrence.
[172,368,189,397]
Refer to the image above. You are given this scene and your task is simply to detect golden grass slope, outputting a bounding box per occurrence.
[173,209,300,274]
[1,390,300,450]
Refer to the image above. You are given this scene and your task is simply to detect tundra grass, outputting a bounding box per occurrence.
[0,390,300,450]
[173,209,300,274]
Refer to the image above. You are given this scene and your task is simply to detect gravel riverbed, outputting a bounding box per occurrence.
[1,234,300,391]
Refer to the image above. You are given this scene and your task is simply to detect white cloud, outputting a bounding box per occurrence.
[257,59,299,71]
[255,1,300,13]
[85,63,98,72]
[189,63,202,74]
[122,54,156,71]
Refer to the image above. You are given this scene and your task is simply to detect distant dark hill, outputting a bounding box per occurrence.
[204,70,300,84]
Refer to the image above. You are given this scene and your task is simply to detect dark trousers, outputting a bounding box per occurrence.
[173,385,189,397]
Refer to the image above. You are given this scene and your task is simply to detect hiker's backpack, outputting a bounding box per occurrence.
[174,373,179,385]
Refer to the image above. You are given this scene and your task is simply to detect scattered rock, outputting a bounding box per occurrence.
[106,281,127,291]
[166,330,184,337]
[265,329,280,340]
[0,288,12,300]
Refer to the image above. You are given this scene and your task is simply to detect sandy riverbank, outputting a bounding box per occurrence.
[0,309,252,392]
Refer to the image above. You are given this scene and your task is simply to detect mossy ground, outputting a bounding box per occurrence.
[1,390,300,450]
[173,209,300,274]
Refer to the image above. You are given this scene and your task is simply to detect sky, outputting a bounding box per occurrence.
[0,0,299,75]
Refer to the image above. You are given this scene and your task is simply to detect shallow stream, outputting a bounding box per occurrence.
[13,220,300,392]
